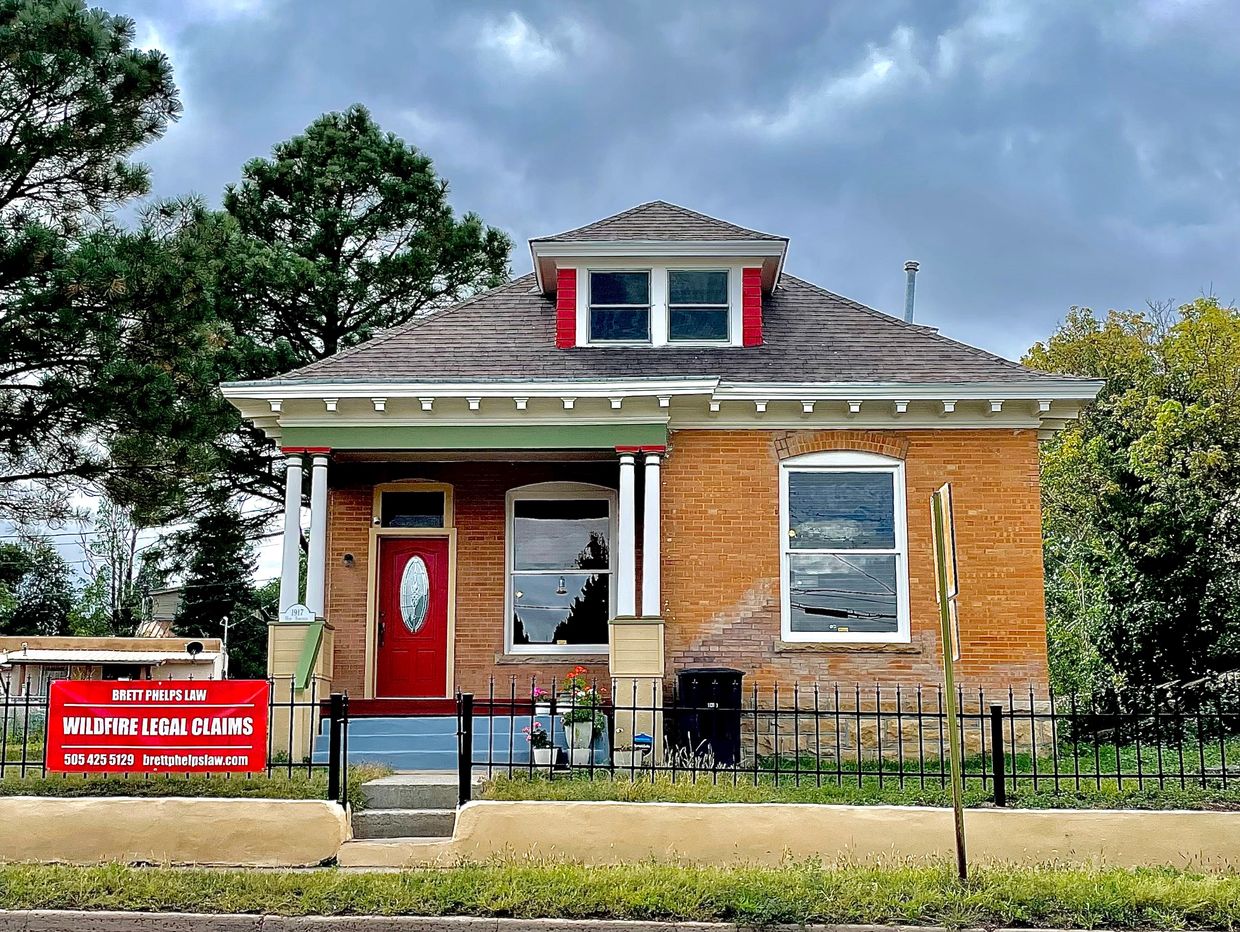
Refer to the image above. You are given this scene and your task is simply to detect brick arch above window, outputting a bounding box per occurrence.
[772,430,909,462]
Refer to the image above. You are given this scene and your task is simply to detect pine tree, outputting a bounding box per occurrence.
[0,0,180,521]
[172,504,267,679]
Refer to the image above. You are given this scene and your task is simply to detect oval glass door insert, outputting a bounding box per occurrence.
[399,555,430,634]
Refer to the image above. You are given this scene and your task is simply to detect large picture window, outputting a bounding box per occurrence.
[506,483,616,653]
[779,451,910,643]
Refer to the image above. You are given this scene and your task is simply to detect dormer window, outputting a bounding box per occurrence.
[573,264,753,348]
[668,270,729,343]
[589,271,651,343]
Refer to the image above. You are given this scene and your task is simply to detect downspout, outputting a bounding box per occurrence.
[904,260,919,323]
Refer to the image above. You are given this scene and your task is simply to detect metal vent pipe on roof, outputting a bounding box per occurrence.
[904,260,919,323]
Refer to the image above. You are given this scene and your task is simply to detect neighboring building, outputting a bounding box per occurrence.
[0,636,225,697]
[222,201,1102,702]
[135,584,186,638]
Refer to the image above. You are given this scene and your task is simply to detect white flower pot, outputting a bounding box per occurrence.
[565,719,595,749]
[613,749,648,769]
[533,746,555,767]
[569,747,594,767]
[534,702,552,716]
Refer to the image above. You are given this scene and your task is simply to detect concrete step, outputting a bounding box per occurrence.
[338,836,453,868]
[362,773,459,810]
[351,807,456,839]
[334,748,460,770]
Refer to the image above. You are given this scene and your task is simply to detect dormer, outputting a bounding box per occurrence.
[530,201,788,349]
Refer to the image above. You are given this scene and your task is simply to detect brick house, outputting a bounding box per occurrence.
[223,201,1101,709]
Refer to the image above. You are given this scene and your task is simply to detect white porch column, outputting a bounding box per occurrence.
[278,451,304,615]
[641,451,661,617]
[617,452,637,616]
[305,452,329,617]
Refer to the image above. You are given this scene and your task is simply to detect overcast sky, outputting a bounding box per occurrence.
[104,0,1240,365]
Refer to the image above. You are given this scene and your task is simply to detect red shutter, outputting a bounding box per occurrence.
[555,268,577,349]
[742,267,763,347]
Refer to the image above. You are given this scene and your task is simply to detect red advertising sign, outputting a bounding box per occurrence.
[46,679,270,774]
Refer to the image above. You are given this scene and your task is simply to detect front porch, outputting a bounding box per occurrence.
[265,431,671,762]
[303,448,667,696]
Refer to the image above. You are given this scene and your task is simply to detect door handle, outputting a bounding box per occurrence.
[378,615,386,647]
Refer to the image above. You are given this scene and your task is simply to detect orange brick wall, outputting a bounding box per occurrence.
[660,428,1048,690]
[323,428,1049,697]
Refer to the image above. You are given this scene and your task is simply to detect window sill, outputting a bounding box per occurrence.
[494,652,610,665]
[774,640,921,655]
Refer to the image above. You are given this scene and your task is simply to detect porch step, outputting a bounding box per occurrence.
[316,713,609,770]
[351,807,456,839]
[336,716,459,737]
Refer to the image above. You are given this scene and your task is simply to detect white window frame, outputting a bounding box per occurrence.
[504,481,618,655]
[778,450,911,644]
[667,268,730,344]
[587,269,652,345]
[574,260,746,347]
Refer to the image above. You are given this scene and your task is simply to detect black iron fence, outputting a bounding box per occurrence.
[1,676,350,806]
[458,673,1240,805]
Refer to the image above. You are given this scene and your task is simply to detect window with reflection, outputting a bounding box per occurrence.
[589,271,650,343]
[781,453,909,642]
[380,491,445,528]
[508,487,615,652]
[668,269,729,342]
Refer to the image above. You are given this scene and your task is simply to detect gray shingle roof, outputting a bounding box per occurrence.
[531,201,787,243]
[271,273,1062,384]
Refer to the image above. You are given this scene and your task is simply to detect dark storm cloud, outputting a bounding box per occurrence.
[110,0,1240,360]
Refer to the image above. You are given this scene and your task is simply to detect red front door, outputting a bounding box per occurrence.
[376,537,450,698]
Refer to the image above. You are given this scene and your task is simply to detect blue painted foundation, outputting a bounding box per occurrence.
[312,714,611,770]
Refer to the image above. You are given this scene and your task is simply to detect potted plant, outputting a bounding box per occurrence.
[533,686,552,716]
[612,745,650,769]
[559,665,606,766]
[523,721,554,767]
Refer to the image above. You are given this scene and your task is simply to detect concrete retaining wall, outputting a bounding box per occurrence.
[0,796,349,867]
[355,800,1240,870]
[8,795,1239,870]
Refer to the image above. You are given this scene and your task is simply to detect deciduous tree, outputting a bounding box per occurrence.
[1027,299,1240,698]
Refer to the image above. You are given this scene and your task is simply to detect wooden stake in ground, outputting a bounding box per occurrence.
[931,482,967,882]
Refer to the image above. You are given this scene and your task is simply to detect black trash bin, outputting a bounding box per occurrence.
[672,668,744,765]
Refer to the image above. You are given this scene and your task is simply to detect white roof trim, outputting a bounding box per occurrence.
[222,377,1101,441]
[713,379,1104,400]
[225,377,1100,403]
[530,240,786,258]
[223,378,724,400]
[530,240,787,291]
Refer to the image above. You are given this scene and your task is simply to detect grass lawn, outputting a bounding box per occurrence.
[480,771,1240,810]
[0,764,388,810]
[755,734,1240,788]
[475,732,1240,810]
[1,861,1239,928]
